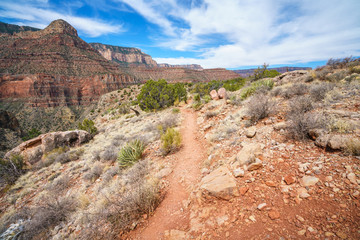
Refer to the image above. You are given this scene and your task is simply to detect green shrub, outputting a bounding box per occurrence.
[240,79,274,99]
[137,79,187,111]
[223,77,247,91]
[118,140,145,168]
[118,103,130,114]
[0,154,25,185]
[345,138,360,156]
[172,108,180,114]
[161,128,181,155]
[78,119,97,135]
[22,128,41,141]
[203,95,212,103]
[193,93,201,102]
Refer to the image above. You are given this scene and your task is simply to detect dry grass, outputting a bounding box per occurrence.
[246,93,275,124]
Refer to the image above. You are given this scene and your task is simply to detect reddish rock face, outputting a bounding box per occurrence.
[0,73,136,107]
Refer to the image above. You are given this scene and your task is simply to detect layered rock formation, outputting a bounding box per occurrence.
[233,67,311,77]
[90,43,158,67]
[157,63,203,70]
[0,21,40,35]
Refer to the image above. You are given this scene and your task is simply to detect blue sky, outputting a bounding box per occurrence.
[1,0,359,69]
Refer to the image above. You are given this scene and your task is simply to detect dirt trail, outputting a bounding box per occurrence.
[130,107,206,240]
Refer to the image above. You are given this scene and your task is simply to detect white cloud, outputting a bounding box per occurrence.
[0,1,123,37]
[123,0,360,68]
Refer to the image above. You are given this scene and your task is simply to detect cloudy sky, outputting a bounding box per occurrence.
[1,0,359,69]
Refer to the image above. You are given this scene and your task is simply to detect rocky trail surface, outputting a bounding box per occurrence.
[129,107,207,239]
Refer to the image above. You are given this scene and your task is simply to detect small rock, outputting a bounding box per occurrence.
[249,215,256,222]
[156,168,173,179]
[210,89,220,100]
[296,215,305,222]
[257,203,267,210]
[247,162,263,171]
[325,176,333,182]
[233,168,245,178]
[167,230,188,240]
[353,191,360,198]
[325,232,334,237]
[308,227,316,233]
[268,210,280,220]
[297,229,306,236]
[265,180,277,187]
[336,231,347,239]
[245,126,256,138]
[347,173,357,184]
[297,187,310,198]
[284,175,296,185]
[239,186,249,195]
[300,176,319,187]
[217,87,227,99]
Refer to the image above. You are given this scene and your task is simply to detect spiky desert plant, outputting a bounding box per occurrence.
[118,140,145,168]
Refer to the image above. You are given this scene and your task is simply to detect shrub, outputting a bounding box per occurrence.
[0,154,25,185]
[288,96,314,116]
[118,140,145,168]
[281,83,309,99]
[328,119,353,133]
[326,56,357,69]
[172,108,180,114]
[118,103,130,114]
[193,93,201,102]
[22,128,41,141]
[240,79,274,99]
[286,112,327,140]
[223,77,246,91]
[161,128,181,155]
[205,111,218,119]
[137,79,186,111]
[101,146,118,161]
[20,195,77,239]
[315,67,331,80]
[83,163,103,182]
[345,138,360,156]
[191,101,203,111]
[310,83,334,101]
[78,118,97,135]
[246,94,275,123]
[326,70,348,82]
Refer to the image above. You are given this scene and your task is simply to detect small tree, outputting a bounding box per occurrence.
[78,119,97,135]
[0,154,25,185]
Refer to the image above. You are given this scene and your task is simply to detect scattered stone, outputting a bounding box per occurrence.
[325,176,333,182]
[265,180,277,187]
[268,210,280,220]
[233,168,245,178]
[245,126,256,138]
[284,175,296,185]
[353,191,360,198]
[297,187,310,199]
[210,90,220,100]
[347,173,357,184]
[257,203,267,210]
[307,227,316,233]
[273,122,287,131]
[296,215,305,222]
[216,215,229,226]
[325,232,334,237]
[249,215,256,222]
[200,166,238,200]
[239,186,249,195]
[236,143,261,166]
[297,229,306,236]
[247,162,263,171]
[336,231,347,239]
[300,176,319,187]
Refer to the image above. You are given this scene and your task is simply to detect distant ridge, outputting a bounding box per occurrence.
[0,21,40,34]
[233,66,311,77]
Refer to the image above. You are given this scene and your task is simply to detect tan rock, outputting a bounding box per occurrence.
[300,176,319,187]
[268,210,280,220]
[347,173,357,184]
[210,90,219,100]
[217,87,227,99]
[284,175,296,185]
[247,162,263,171]
[200,166,238,200]
[265,180,277,187]
[245,126,256,138]
[236,143,261,166]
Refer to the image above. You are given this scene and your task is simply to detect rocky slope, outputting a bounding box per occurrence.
[157,63,203,70]
[0,21,40,35]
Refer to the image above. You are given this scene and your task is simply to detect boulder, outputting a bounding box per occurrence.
[245,126,256,138]
[200,166,238,200]
[236,143,262,166]
[315,133,350,150]
[210,90,219,100]
[273,70,310,85]
[5,130,91,165]
[217,88,227,99]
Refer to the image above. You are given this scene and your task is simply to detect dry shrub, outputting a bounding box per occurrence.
[47,174,71,192]
[287,112,327,140]
[315,67,332,80]
[205,111,218,119]
[100,146,118,162]
[246,94,275,124]
[288,96,314,116]
[83,163,103,182]
[326,70,348,82]
[20,195,77,239]
[310,82,334,101]
[78,161,160,239]
[160,128,181,156]
[345,138,360,156]
[281,83,309,99]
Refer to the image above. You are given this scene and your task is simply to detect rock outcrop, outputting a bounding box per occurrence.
[158,63,203,70]
[4,130,91,165]
[273,70,311,85]
[90,43,158,67]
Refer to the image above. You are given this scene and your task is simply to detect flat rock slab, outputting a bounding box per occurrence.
[200,166,238,200]
[300,176,319,187]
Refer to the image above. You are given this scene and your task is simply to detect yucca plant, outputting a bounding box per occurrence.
[118,140,145,168]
